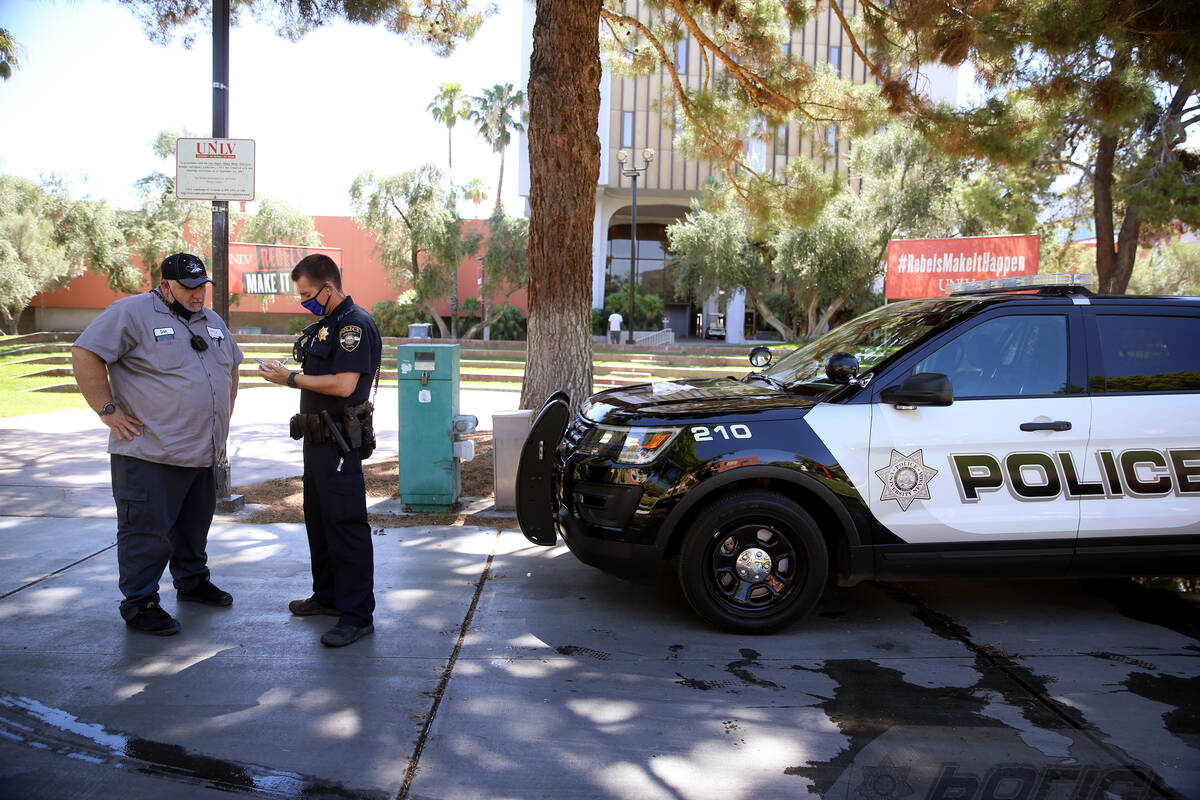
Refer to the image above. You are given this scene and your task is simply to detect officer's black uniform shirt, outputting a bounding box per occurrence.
[299,296,382,414]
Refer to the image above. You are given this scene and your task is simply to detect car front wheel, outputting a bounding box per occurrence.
[677,490,828,633]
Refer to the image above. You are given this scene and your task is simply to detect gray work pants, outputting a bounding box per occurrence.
[111,454,215,619]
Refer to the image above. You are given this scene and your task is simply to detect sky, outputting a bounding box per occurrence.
[0,0,527,218]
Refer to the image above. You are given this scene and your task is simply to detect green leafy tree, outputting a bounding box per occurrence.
[461,177,488,217]
[488,304,526,341]
[461,211,527,340]
[0,176,71,333]
[469,82,526,213]
[427,82,470,175]
[602,284,664,333]
[1127,239,1200,296]
[350,164,479,338]
[235,198,322,246]
[824,0,1200,293]
[671,124,1047,338]
[121,129,210,285]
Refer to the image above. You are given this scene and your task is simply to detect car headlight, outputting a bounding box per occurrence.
[576,424,681,465]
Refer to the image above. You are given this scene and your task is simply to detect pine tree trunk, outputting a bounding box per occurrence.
[1094,134,1120,293]
[520,0,602,413]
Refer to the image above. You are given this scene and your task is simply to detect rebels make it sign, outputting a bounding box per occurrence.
[176,138,256,201]
[230,243,343,295]
[885,234,1040,299]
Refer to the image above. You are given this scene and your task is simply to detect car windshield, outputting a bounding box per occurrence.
[758,298,975,392]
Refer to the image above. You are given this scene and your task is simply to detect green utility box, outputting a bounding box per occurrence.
[396,343,477,511]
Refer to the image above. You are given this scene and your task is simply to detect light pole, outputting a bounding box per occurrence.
[616,148,654,344]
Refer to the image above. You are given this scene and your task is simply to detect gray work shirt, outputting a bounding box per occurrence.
[75,291,243,468]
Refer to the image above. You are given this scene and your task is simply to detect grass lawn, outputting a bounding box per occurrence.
[0,353,88,417]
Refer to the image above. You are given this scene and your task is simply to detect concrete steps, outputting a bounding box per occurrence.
[10,332,769,394]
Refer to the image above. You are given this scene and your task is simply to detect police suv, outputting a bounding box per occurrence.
[515,275,1200,633]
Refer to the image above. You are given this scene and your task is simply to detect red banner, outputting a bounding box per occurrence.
[885,235,1039,299]
[229,242,343,295]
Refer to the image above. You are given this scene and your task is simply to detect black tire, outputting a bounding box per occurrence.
[677,490,829,634]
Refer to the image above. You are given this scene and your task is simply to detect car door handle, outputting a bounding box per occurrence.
[1020,420,1072,432]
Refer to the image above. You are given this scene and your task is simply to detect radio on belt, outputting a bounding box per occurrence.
[396,343,474,512]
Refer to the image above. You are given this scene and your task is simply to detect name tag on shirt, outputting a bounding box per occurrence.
[207,326,225,341]
[154,327,175,341]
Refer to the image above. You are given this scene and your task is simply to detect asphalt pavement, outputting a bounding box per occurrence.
[0,387,1198,799]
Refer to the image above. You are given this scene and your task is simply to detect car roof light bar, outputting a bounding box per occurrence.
[947,273,1095,296]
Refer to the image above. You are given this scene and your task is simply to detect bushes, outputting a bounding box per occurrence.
[489,305,526,340]
[372,300,434,337]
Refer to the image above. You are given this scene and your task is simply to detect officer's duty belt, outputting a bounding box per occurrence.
[289,402,375,458]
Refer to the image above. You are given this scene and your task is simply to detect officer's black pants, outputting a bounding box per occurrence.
[111,454,215,619]
[302,439,375,627]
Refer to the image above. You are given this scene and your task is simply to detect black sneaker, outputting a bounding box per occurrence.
[320,622,374,648]
[289,596,342,617]
[178,580,233,607]
[126,602,181,636]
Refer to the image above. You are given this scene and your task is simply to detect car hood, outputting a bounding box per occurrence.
[580,377,823,425]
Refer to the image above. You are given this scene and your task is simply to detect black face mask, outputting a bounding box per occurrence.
[155,288,194,320]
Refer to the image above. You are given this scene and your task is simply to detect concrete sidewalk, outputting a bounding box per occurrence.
[1,396,1198,799]
[0,386,521,518]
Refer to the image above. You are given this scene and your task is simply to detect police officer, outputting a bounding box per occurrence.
[72,253,242,636]
[258,254,382,648]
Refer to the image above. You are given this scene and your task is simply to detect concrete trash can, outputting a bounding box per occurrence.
[492,410,534,511]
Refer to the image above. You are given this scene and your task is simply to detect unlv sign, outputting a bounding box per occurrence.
[230,243,343,295]
[885,234,1040,299]
[176,138,256,201]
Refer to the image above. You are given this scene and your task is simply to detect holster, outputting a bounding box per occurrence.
[345,401,376,458]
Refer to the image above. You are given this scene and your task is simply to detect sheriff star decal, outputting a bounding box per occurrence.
[339,325,362,352]
[875,448,938,512]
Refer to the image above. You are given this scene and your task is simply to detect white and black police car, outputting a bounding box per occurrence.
[515,274,1200,633]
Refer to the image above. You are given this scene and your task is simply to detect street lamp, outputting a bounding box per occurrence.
[616,147,654,344]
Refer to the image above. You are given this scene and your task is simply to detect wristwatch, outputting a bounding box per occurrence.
[99,402,116,416]
[287,372,299,388]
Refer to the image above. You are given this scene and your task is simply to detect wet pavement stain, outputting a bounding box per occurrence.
[555,645,610,660]
[783,658,1007,793]
[1086,651,1159,671]
[725,648,781,689]
[0,693,381,799]
[673,674,736,691]
[1122,672,1200,751]
[782,584,1187,799]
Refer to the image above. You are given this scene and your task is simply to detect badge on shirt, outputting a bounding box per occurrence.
[153,327,175,341]
[207,326,224,341]
[340,325,362,352]
[317,327,329,342]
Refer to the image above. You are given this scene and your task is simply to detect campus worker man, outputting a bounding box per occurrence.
[608,310,624,344]
[72,253,241,636]
[258,254,382,648]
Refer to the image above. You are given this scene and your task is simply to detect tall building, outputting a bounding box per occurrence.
[518,3,960,341]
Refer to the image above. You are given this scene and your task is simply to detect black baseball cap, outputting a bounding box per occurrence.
[161,253,213,289]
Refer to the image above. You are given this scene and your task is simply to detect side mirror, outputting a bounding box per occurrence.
[879,372,954,407]
[825,352,860,384]
[749,346,772,368]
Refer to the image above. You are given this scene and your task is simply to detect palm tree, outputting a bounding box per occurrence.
[469,83,526,213]
[461,178,488,218]
[426,82,469,174]
[0,29,23,80]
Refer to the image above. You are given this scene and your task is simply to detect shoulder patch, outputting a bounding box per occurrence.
[340,325,363,352]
